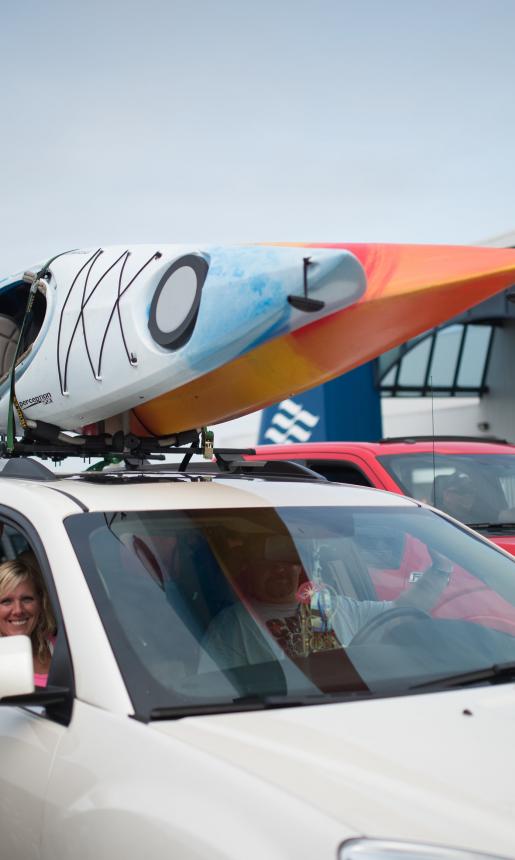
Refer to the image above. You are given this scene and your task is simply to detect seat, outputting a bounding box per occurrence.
[320,537,378,601]
[433,474,452,508]
[0,315,20,378]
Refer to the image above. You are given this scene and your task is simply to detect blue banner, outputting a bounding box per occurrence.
[258,362,382,444]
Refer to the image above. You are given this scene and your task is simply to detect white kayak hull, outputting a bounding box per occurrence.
[0,244,365,433]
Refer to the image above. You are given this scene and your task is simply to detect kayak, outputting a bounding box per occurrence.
[132,243,515,436]
[0,244,365,434]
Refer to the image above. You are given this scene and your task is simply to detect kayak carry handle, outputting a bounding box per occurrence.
[287,257,325,313]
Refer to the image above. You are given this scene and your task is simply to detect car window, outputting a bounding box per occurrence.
[0,524,31,562]
[304,460,373,486]
[66,505,515,719]
[0,525,58,690]
[378,453,515,526]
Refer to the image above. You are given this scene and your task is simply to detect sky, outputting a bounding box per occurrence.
[2,0,515,447]
[2,0,515,279]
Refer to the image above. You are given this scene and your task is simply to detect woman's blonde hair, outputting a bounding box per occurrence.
[0,558,56,661]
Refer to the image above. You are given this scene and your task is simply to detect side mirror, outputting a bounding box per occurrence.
[0,635,34,698]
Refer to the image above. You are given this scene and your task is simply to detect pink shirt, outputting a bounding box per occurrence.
[34,637,55,687]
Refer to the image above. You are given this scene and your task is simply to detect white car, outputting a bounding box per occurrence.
[1,456,515,860]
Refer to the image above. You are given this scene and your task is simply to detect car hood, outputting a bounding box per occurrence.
[153,684,515,856]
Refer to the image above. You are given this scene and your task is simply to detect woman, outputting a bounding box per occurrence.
[0,558,56,686]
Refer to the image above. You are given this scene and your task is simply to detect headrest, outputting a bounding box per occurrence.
[498,506,515,524]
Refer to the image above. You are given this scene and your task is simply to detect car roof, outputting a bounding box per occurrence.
[0,464,420,514]
[254,438,515,456]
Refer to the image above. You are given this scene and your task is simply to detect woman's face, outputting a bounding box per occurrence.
[0,579,41,637]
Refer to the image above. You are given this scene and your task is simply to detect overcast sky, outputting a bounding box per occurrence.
[2,0,515,279]
[2,0,515,448]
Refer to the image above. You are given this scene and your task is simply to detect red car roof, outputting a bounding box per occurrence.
[254,440,515,456]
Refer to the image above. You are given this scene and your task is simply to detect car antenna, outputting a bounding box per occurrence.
[431,375,436,506]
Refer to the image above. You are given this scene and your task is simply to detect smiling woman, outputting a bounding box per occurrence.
[0,559,56,686]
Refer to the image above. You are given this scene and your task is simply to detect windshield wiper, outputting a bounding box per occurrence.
[410,661,515,691]
[149,690,374,720]
[149,700,285,720]
[467,522,515,530]
[233,691,374,707]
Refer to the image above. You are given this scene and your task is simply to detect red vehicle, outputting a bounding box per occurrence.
[248,437,515,556]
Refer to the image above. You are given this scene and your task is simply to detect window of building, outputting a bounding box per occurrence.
[378,322,495,397]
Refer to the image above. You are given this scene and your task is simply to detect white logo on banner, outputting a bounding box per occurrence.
[264,398,320,443]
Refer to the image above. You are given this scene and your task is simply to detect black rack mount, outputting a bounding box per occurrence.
[0,425,247,466]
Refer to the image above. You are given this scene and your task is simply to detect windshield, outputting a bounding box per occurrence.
[66,505,515,718]
[378,453,515,529]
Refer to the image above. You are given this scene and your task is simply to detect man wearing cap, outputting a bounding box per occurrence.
[439,473,484,524]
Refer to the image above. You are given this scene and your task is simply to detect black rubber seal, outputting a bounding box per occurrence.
[148,254,209,350]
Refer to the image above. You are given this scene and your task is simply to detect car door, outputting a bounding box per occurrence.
[0,511,74,860]
[0,705,65,859]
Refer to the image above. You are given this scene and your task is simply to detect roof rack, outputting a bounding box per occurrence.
[77,460,326,484]
[0,458,56,480]
[0,448,326,484]
[177,457,326,481]
[379,435,509,445]
[0,426,207,462]
[0,424,247,479]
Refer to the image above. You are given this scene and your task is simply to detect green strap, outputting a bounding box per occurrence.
[86,456,123,472]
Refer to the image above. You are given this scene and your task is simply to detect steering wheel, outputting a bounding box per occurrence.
[349,606,431,646]
[434,584,488,611]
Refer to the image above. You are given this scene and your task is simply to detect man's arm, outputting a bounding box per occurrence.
[396,549,451,612]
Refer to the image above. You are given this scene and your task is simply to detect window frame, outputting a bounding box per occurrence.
[0,505,75,725]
